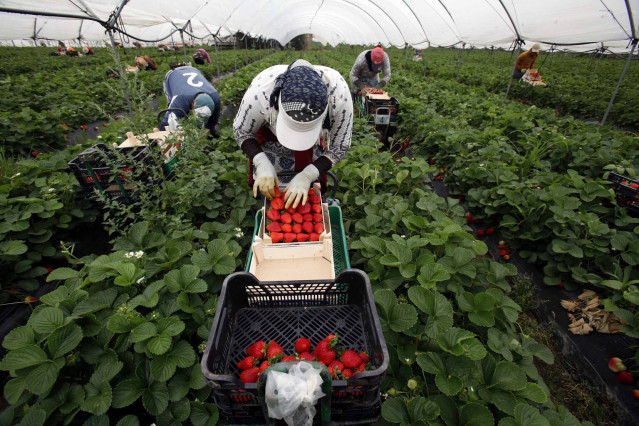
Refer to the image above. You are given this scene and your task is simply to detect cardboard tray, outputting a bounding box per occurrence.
[117,129,182,162]
[248,184,335,281]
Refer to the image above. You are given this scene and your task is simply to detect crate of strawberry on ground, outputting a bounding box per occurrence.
[248,183,336,281]
[607,171,639,214]
[201,269,388,423]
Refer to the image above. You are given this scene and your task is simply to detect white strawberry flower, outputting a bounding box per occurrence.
[135,250,144,258]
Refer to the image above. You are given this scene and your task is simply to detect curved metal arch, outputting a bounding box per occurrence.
[341,0,405,46]
[624,0,637,40]
[496,0,523,42]
[400,0,429,45]
[417,0,461,44]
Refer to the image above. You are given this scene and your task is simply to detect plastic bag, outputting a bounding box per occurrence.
[167,113,182,131]
[265,362,325,426]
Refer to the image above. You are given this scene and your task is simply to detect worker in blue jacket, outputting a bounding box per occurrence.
[161,66,221,138]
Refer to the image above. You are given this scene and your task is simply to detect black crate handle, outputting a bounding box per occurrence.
[157,108,188,129]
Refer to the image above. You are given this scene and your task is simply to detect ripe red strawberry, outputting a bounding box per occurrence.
[286,207,297,214]
[292,224,302,234]
[499,249,509,257]
[497,243,507,249]
[281,224,292,233]
[630,183,639,189]
[295,337,311,353]
[273,188,281,198]
[240,367,260,383]
[435,175,442,181]
[296,233,309,242]
[312,204,322,213]
[303,213,313,222]
[342,369,353,379]
[266,341,284,360]
[270,232,283,243]
[458,195,465,201]
[558,281,565,288]
[283,233,296,243]
[237,356,257,370]
[357,363,367,372]
[314,340,336,365]
[329,360,344,372]
[314,223,324,234]
[247,341,265,360]
[313,214,323,223]
[633,389,639,399]
[486,227,495,235]
[299,352,315,361]
[429,159,435,165]
[302,222,314,234]
[340,350,362,369]
[328,366,336,379]
[292,213,304,223]
[281,356,296,361]
[308,188,315,195]
[270,198,284,210]
[31,151,39,157]
[359,352,369,364]
[465,215,474,223]
[297,203,311,214]
[618,371,634,384]
[324,334,338,344]
[609,357,627,372]
[259,360,270,372]
[309,195,321,204]
[266,222,282,233]
[310,233,320,241]
[280,213,292,224]
[476,229,485,237]
[266,209,281,221]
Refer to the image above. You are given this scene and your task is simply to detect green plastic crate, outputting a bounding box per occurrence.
[245,205,350,275]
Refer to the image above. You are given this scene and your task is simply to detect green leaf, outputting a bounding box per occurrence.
[4,376,26,404]
[515,383,547,403]
[192,240,237,275]
[374,289,397,315]
[142,381,169,415]
[29,306,64,334]
[382,397,410,423]
[483,388,519,415]
[435,373,463,396]
[48,324,83,358]
[83,415,109,426]
[107,313,132,333]
[39,286,69,307]
[170,397,192,421]
[2,326,35,350]
[451,247,475,266]
[0,240,28,256]
[0,345,49,370]
[407,397,439,422]
[46,267,80,282]
[151,354,177,382]
[112,378,145,408]
[171,340,196,368]
[386,241,412,265]
[500,403,550,426]
[168,374,191,402]
[491,361,527,391]
[147,333,172,355]
[116,415,140,426]
[26,359,63,395]
[388,303,418,332]
[73,288,118,316]
[18,408,46,426]
[436,327,475,356]
[463,338,487,360]
[82,381,112,415]
[190,402,219,426]
[157,317,186,336]
[460,402,495,425]
[130,322,157,343]
[416,352,446,375]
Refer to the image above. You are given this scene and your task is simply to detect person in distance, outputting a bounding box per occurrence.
[233,59,353,208]
[349,45,391,96]
[513,43,540,80]
[193,48,211,65]
[160,66,221,139]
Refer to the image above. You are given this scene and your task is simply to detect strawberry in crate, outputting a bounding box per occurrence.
[265,187,324,243]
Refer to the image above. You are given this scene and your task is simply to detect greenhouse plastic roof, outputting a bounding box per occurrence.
[0,0,637,52]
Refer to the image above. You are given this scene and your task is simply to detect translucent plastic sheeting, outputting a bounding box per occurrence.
[0,0,637,52]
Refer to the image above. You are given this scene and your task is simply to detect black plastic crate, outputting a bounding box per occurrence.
[364,96,400,125]
[201,269,388,424]
[607,172,639,214]
[68,143,160,202]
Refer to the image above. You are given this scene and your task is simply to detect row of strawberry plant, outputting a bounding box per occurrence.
[0,46,272,155]
[393,69,639,334]
[402,46,639,131]
[0,49,589,425]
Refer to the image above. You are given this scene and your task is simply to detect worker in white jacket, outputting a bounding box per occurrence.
[349,46,391,95]
[233,59,353,208]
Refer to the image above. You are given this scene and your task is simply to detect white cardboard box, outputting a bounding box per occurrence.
[248,185,334,281]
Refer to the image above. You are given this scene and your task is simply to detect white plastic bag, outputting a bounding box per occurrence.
[265,362,325,426]
[167,112,182,131]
